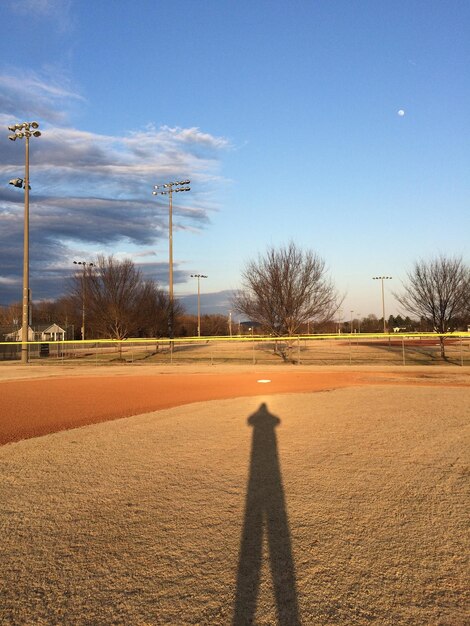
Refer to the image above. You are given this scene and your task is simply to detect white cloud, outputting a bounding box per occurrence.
[0,71,84,123]
[0,72,229,303]
[0,276,19,285]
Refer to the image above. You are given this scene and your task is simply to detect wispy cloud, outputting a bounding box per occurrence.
[0,71,84,123]
[0,276,19,285]
[4,0,73,33]
[0,74,229,303]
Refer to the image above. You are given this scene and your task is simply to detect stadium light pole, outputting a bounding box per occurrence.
[152,180,190,338]
[73,261,94,340]
[350,310,354,334]
[8,121,41,364]
[372,276,392,333]
[190,274,207,337]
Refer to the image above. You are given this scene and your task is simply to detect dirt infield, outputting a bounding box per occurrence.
[1,365,469,625]
[1,364,469,445]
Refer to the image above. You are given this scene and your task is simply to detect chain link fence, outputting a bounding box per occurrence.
[1,333,469,366]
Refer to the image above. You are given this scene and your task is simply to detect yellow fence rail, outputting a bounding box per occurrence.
[1,332,469,366]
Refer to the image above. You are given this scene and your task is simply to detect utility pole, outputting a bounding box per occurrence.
[152,180,190,338]
[372,276,392,333]
[8,121,41,363]
[73,261,94,340]
[190,273,207,337]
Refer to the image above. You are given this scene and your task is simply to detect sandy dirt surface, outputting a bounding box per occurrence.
[1,364,469,445]
[0,365,469,625]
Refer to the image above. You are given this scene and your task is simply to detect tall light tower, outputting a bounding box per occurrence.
[152,180,190,338]
[372,276,392,333]
[8,121,41,364]
[73,261,94,340]
[191,274,207,337]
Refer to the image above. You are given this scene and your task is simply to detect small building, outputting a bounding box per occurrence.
[4,326,35,342]
[36,323,66,342]
[4,323,66,342]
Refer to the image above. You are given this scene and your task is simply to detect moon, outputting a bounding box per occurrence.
[397,109,405,117]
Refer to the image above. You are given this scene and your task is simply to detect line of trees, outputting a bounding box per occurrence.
[69,256,174,340]
[1,247,468,360]
[232,244,468,360]
[0,256,224,341]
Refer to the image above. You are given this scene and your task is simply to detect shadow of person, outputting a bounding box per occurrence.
[233,403,301,625]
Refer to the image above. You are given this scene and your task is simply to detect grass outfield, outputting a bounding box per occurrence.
[2,335,470,367]
[1,383,469,625]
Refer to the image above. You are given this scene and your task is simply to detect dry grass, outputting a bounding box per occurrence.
[14,336,470,367]
[1,385,469,625]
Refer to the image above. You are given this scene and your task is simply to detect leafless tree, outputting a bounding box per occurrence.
[0,302,21,336]
[69,255,172,342]
[0,303,21,324]
[233,242,342,338]
[85,256,143,340]
[200,313,229,336]
[139,281,184,337]
[395,255,470,358]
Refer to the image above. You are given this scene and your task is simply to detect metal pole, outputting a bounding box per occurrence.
[197,275,201,337]
[74,261,93,340]
[9,122,41,363]
[168,188,174,340]
[373,277,391,334]
[82,266,86,341]
[21,136,30,364]
[381,278,386,334]
[153,181,190,339]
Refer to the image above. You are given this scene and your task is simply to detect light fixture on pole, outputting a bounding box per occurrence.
[372,276,392,333]
[73,261,94,340]
[152,180,190,339]
[9,178,30,189]
[8,121,41,364]
[190,273,207,337]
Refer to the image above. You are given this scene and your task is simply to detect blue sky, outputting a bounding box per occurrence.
[0,0,469,320]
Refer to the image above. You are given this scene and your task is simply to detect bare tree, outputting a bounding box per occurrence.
[200,313,228,336]
[395,255,470,358]
[0,303,21,336]
[69,255,168,342]
[86,256,142,340]
[233,242,342,337]
[138,281,168,337]
[138,281,184,337]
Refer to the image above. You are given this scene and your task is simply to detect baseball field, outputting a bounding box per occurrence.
[1,363,469,625]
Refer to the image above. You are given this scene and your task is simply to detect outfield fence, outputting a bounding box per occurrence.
[1,333,470,366]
